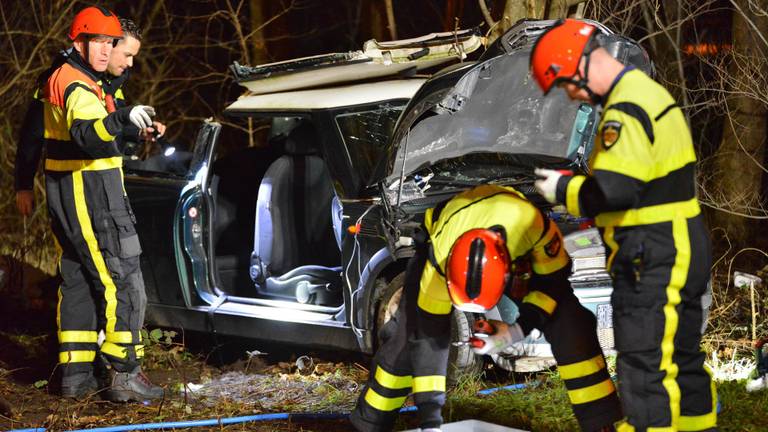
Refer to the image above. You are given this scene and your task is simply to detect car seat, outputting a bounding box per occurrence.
[249,121,342,304]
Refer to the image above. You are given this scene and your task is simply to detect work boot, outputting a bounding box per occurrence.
[104,366,164,402]
[61,372,99,400]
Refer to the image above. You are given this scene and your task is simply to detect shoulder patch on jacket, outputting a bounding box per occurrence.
[601,121,622,150]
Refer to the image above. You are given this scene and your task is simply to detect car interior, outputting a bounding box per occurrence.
[209,118,344,307]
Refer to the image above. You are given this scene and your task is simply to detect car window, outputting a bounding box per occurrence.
[335,103,406,181]
[122,139,193,178]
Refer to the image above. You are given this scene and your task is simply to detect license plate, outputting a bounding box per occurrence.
[597,304,613,329]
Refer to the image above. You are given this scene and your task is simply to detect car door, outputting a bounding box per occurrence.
[123,121,221,309]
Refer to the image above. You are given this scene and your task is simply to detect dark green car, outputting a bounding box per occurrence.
[124,20,647,376]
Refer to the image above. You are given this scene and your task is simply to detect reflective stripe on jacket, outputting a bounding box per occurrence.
[43,58,122,165]
[556,68,700,227]
[419,185,570,326]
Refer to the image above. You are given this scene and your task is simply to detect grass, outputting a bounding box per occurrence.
[4,326,768,432]
[441,371,581,431]
[425,364,768,432]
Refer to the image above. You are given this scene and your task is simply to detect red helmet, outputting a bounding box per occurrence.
[530,19,598,94]
[68,6,122,41]
[446,229,510,313]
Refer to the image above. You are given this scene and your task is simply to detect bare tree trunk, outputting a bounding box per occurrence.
[364,0,387,42]
[711,1,768,244]
[249,0,269,65]
[444,0,457,31]
[546,0,586,19]
[248,0,269,148]
[487,0,528,43]
[486,0,586,44]
[384,0,397,40]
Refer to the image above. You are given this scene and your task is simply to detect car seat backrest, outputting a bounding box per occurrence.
[252,122,340,280]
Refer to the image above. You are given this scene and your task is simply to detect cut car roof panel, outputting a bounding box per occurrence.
[224,78,427,112]
[231,29,482,95]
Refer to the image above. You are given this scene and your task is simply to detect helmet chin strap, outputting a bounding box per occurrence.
[577,38,606,106]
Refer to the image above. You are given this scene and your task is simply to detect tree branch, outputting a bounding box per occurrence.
[478,0,496,29]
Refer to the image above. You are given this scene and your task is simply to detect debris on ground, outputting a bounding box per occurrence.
[181,361,363,412]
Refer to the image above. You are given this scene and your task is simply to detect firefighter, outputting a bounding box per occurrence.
[350,184,622,432]
[101,18,167,156]
[530,19,717,431]
[15,17,165,217]
[34,6,162,401]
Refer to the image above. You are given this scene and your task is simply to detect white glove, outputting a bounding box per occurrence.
[128,105,156,129]
[470,319,525,356]
[533,168,562,204]
[746,374,768,392]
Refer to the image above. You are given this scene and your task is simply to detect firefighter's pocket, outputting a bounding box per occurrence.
[101,209,142,259]
[114,212,142,258]
[613,305,660,353]
[95,210,120,257]
[610,233,646,284]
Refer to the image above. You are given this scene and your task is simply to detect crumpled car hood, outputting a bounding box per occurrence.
[382,47,591,186]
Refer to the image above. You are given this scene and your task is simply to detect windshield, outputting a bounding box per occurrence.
[335,103,406,184]
[386,48,593,184]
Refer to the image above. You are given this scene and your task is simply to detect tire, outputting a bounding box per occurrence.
[374,272,483,387]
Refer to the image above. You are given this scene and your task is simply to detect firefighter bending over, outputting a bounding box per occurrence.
[351,185,622,432]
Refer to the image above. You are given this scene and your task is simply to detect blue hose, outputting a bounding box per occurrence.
[11,380,721,432]
[477,382,529,395]
[9,412,351,432]
[5,382,527,432]
[6,383,534,432]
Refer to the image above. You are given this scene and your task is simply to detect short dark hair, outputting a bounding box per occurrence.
[119,18,142,41]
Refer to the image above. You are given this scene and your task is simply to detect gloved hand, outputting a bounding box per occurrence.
[128,105,156,129]
[469,319,524,356]
[533,168,562,204]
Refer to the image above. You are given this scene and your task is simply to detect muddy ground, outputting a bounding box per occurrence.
[0,260,421,431]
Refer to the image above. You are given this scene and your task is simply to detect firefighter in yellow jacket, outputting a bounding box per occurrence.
[531,19,717,431]
[41,6,161,401]
[351,185,622,432]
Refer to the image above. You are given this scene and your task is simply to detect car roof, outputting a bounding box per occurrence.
[223,78,428,113]
[230,29,482,95]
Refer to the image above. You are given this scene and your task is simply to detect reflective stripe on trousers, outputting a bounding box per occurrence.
[604,215,717,431]
[47,167,146,376]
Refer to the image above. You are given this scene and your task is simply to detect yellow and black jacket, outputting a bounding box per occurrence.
[15,49,71,191]
[555,67,700,235]
[42,53,129,168]
[352,185,622,432]
[554,68,717,431]
[420,184,571,334]
[15,54,133,190]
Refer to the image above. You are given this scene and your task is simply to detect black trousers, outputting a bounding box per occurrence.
[605,215,717,431]
[46,167,146,377]
[351,247,622,431]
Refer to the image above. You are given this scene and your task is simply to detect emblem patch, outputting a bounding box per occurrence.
[544,235,562,258]
[601,121,622,149]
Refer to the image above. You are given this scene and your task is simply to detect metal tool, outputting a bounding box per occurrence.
[452,333,489,348]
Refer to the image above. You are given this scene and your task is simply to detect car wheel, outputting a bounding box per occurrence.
[375,272,483,386]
